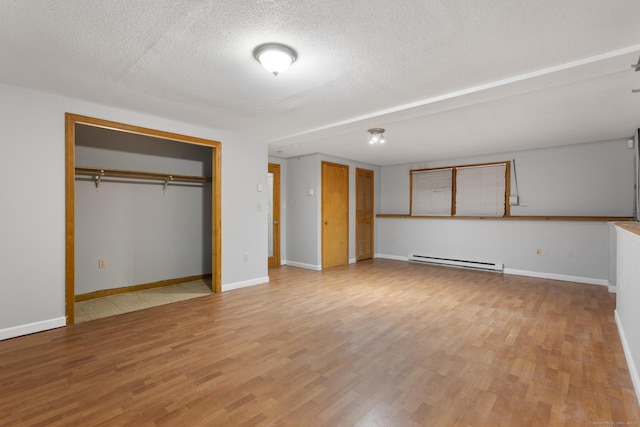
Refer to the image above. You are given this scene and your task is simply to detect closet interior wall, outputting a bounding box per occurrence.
[74,124,212,296]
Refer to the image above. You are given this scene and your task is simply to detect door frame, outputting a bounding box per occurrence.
[65,113,222,325]
[321,161,349,269]
[268,163,281,267]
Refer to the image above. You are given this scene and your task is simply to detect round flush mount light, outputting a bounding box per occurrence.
[253,43,297,76]
[367,128,386,144]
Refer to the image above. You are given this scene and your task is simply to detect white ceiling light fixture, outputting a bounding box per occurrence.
[253,43,297,76]
[367,128,386,144]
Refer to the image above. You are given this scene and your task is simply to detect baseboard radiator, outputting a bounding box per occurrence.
[408,253,503,272]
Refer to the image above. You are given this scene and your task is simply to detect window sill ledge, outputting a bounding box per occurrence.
[376,214,635,222]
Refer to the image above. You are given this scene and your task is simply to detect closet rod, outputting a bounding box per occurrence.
[75,166,212,184]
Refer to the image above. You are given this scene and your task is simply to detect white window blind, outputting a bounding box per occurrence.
[455,163,506,216]
[411,168,453,216]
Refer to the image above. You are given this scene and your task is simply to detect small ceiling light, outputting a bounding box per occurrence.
[368,128,386,144]
[253,43,297,76]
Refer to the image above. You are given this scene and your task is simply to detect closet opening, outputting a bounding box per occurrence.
[65,114,221,325]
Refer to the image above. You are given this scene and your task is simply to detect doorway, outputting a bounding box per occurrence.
[268,163,281,267]
[65,113,222,325]
[321,161,349,269]
[356,168,374,261]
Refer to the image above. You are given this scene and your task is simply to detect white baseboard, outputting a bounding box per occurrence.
[281,259,287,266]
[503,268,609,287]
[615,309,640,407]
[222,276,269,292]
[0,316,66,341]
[284,261,322,271]
[608,285,617,293]
[374,253,409,261]
[349,258,356,264]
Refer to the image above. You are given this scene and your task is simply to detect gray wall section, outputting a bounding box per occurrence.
[0,84,67,331]
[377,217,611,281]
[75,137,212,294]
[286,155,320,267]
[75,180,211,294]
[381,139,636,217]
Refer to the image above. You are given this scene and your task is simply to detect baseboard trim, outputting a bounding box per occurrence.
[608,286,617,294]
[374,254,409,262]
[284,261,322,271]
[615,309,640,407]
[222,276,269,292]
[503,268,609,287]
[349,258,356,264]
[0,317,66,341]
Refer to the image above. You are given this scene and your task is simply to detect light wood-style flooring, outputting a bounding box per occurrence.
[1,260,638,426]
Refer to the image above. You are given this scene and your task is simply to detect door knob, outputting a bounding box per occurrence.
[274,220,279,225]
[324,220,328,225]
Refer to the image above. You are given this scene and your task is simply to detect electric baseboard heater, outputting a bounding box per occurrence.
[408,253,503,272]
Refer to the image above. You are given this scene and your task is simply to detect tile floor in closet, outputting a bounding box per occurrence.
[74,279,213,323]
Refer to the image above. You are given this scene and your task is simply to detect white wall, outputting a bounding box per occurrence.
[377,139,636,286]
[268,156,287,264]
[0,82,268,339]
[615,226,640,405]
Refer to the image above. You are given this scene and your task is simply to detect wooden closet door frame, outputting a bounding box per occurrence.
[65,113,222,325]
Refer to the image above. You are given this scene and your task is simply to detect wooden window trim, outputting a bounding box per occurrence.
[411,161,510,218]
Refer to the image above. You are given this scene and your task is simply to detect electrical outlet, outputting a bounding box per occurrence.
[98,258,106,268]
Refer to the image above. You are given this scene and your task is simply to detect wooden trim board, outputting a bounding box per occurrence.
[376,214,635,222]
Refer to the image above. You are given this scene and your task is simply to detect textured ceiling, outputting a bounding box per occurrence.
[1,1,639,165]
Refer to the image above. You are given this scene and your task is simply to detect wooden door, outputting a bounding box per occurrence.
[356,168,374,261]
[268,163,281,268]
[322,161,349,269]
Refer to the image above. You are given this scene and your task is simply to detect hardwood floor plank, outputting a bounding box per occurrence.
[1,259,638,426]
